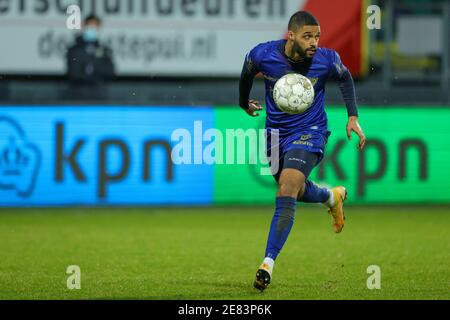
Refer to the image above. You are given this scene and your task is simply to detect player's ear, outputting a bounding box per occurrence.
[287,30,295,41]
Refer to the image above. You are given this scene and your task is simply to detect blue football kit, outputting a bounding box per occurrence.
[239,39,358,179]
[239,39,359,270]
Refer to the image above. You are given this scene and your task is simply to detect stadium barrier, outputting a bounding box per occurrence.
[0,106,449,206]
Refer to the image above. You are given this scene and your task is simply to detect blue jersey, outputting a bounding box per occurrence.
[244,39,348,139]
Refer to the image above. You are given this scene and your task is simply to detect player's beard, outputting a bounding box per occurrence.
[293,42,309,59]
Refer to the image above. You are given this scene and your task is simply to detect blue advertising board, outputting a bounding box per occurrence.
[0,106,214,206]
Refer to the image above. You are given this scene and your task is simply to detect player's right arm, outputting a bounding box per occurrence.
[239,48,263,117]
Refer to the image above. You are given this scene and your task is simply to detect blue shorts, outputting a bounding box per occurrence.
[266,129,331,181]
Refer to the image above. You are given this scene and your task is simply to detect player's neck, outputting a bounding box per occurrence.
[284,41,305,62]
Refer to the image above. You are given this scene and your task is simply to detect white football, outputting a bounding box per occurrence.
[273,73,315,114]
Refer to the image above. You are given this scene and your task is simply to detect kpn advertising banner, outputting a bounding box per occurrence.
[1,106,449,206]
[0,0,367,76]
[215,106,450,204]
[0,106,214,206]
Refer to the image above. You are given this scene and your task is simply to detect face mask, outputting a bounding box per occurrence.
[83,27,98,42]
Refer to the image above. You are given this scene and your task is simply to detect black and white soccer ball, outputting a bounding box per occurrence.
[273,73,315,114]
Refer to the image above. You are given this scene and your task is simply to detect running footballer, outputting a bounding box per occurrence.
[238,11,366,291]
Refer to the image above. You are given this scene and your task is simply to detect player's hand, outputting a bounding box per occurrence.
[346,116,366,150]
[244,99,263,117]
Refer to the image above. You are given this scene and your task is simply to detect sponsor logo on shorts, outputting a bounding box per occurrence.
[300,134,312,141]
[293,140,314,147]
[293,141,314,147]
[292,134,314,146]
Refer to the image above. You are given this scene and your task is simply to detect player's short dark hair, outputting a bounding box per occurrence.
[288,11,319,31]
[84,14,102,26]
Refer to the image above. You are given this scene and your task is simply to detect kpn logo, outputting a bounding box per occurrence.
[0,116,41,198]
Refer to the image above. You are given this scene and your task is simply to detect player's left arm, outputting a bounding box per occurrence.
[239,48,263,117]
[330,51,366,150]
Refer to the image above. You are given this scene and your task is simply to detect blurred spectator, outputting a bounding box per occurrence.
[66,15,115,100]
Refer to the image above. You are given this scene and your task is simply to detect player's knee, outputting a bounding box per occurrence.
[277,181,301,198]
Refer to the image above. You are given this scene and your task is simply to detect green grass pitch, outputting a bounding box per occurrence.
[0,206,449,300]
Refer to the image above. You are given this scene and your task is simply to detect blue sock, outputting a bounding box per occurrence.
[265,196,297,260]
[298,180,330,203]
